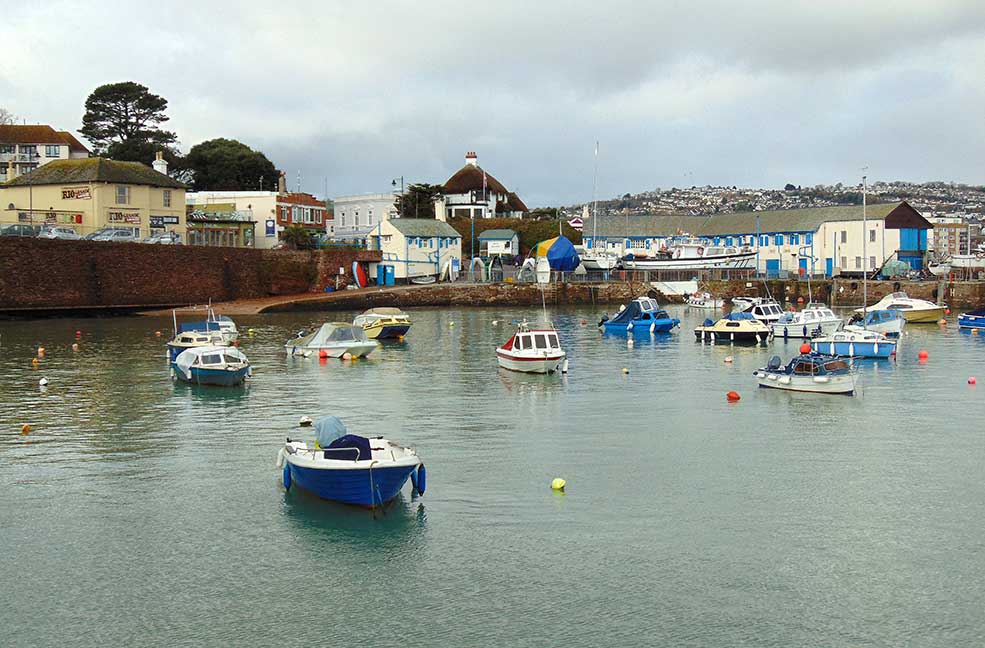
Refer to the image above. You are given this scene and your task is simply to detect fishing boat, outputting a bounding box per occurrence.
[286,323,378,358]
[353,307,412,339]
[753,352,857,395]
[598,296,680,334]
[731,297,785,324]
[171,345,251,386]
[958,308,985,330]
[844,309,906,337]
[770,304,842,339]
[855,292,945,323]
[496,320,567,374]
[277,416,425,507]
[621,238,756,271]
[685,291,725,309]
[693,312,771,344]
[809,329,896,359]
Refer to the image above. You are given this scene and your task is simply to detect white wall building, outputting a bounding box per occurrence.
[437,152,528,220]
[333,192,398,241]
[1,125,89,183]
[368,218,462,282]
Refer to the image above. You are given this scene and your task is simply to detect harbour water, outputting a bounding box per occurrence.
[2,306,983,647]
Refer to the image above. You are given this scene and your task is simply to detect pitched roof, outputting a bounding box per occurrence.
[57,131,90,153]
[594,202,927,238]
[387,218,461,237]
[0,124,67,145]
[2,158,185,189]
[506,192,528,212]
[478,228,517,240]
[442,164,509,195]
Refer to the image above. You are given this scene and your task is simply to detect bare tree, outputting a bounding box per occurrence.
[0,108,17,125]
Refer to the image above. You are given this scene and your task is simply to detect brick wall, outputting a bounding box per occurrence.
[0,238,380,311]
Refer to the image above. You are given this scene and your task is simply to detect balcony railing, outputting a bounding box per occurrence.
[0,153,39,163]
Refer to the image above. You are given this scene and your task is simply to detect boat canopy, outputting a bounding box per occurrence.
[173,345,248,379]
[723,312,756,321]
[607,299,646,325]
[314,416,348,447]
[309,323,369,345]
[178,321,220,334]
[532,236,580,272]
[313,416,372,460]
[360,307,405,317]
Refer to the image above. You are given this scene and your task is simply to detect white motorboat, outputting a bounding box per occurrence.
[172,345,251,386]
[353,307,412,339]
[693,312,771,345]
[580,251,620,271]
[732,297,785,324]
[809,329,896,359]
[855,292,945,323]
[950,242,985,270]
[844,309,906,337]
[286,323,378,358]
[621,238,756,271]
[686,291,725,309]
[770,305,842,339]
[754,352,857,395]
[496,320,567,374]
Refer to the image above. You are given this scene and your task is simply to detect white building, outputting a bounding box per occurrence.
[332,192,398,243]
[436,151,528,220]
[1,125,89,183]
[478,229,519,257]
[368,218,462,282]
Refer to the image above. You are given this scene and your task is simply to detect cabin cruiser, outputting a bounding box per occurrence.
[496,320,567,374]
[166,329,228,361]
[754,352,857,395]
[353,307,412,339]
[844,309,906,337]
[958,308,985,330]
[693,312,770,345]
[574,245,619,271]
[286,323,378,358]
[171,345,251,386]
[771,304,842,339]
[685,291,725,309]
[855,292,945,323]
[731,297,785,324]
[620,237,756,271]
[809,329,896,359]
[598,297,680,334]
[176,308,239,344]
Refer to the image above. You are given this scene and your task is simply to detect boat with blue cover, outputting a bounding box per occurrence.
[693,311,771,344]
[171,345,251,386]
[753,352,857,395]
[809,329,896,359]
[958,308,985,330]
[277,416,425,508]
[598,297,680,334]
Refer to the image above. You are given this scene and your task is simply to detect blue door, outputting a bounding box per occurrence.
[766,259,780,278]
[825,258,833,277]
[798,258,808,276]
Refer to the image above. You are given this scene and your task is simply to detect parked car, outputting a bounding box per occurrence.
[142,231,183,245]
[90,228,140,243]
[37,225,82,241]
[0,223,42,237]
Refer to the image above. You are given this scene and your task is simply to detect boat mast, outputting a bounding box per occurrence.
[591,141,599,254]
[862,172,868,328]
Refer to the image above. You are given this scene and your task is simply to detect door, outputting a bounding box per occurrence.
[825,258,833,278]
[798,257,808,277]
[766,259,780,278]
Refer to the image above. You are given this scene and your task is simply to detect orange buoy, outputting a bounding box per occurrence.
[945,308,950,315]
[231,339,239,346]
[726,391,741,402]
[797,296,804,304]
[31,358,39,367]
[969,377,977,385]
[799,343,811,354]
[75,330,82,338]
[918,349,929,360]
[37,347,45,358]
[938,319,946,326]
[318,349,329,359]
[155,331,162,337]
[20,424,31,435]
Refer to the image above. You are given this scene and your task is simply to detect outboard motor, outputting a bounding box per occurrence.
[598,314,609,328]
[767,355,782,370]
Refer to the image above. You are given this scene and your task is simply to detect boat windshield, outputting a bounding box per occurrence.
[327,326,367,342]
[823,360,850,372]
[547,333,560,349]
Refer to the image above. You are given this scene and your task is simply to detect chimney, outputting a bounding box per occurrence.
[152,150,168,175]
[277,171,287,194]
[6,160,15,180]
[465,151,478,167]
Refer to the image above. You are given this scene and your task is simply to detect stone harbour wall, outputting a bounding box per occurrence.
[703,278,985,309]
[0,237,380,312]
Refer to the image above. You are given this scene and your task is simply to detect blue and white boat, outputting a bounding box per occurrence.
[598,297,680,334]
[171,345,251,386]
[810,329,896,359]
[844,309,906,337]
[754,352,857,395]
[178,308,239,344]
[958,308,985,330]
[277,416,425,508]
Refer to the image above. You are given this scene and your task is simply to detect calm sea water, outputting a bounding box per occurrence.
[1,305,983,647]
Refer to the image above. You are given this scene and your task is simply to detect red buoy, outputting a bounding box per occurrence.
[969,377,977,385]
[799,343,811,354]
[726,391,741,402]
[319,349,330,359]
[797,296,805,304]
[918,349,929,360]
[75,330,82,338]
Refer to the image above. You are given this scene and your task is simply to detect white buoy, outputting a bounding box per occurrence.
[39,377,49,386]
[561,358,569,374]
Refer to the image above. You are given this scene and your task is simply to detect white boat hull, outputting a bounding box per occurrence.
[582,255,619,271]
[754,371,855,395]
[950,254,985,269]
[287,341,377,358]
[622,251,756,271]
[844,320,905,337]
[770,318,843,339]
[496,350,565,374]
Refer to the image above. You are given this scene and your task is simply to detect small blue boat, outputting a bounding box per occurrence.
[845,309,905,337]
[278,416,425,508]
[810,330,896,359]
[599,297,680,334]
[172,346,251,386]
[958,308,985,330]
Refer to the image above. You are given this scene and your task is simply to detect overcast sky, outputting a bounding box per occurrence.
[3,1,984,206]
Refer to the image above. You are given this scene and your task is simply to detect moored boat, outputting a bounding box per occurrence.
[171,345,251,386]
[286,323,378,358]
[844,309,906,337]
[693,312,771,345]
[770,305,842,339]
[598,296,680,334]
[621,238,756,271]
[685,291,725,309]
[732,297,785,324]
[958,308,985,330]
[855,292,945,323]
[166,329,228,361]
[353,307,412,339]
[176,308,239,344]
[753,352,857,395]
[277,416,424,507]
[496,320,567,374]
[809,329,896,359]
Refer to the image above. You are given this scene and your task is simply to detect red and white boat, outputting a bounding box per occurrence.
[496,321,567,374]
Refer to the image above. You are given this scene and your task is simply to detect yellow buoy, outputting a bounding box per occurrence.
[449,321,455,327]
[248,328,255,336]
[20,424,31,435]
[622,367,629,374]
[31,358,39,366]
[551,478,566,491]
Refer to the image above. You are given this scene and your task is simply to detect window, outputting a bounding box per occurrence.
[840,256,847,268]
[116,186,129,205]
[163,190,171,207]
[869,229,876,243]
[791,233,800,245]
[806,233,813,245]
[869,256,876,269]
[534,334,548,349]
[759,235,768,247]
[774,234,784,246]
[0,145,13,154]
[547,334,560,348]
[841,230,847,244]
[45,145,61,157]
[855,256,861,269]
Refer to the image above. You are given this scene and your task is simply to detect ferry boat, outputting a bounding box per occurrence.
[809,329,896,359]
[753,352,857,395]
[277,416,425,507]
[731,297,785,324]
[496,321,567,374]
[172,345,251,386]
[855,292,945,323]
[598,297,680,334]
[770,304,842,339]
[693,312,771,345]
[620,238,756,271]
[286,323,378,358]
[353,307,412,339]
[958,308,985,330]
[844,309,906,337]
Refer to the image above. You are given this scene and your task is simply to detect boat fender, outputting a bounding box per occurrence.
[414,464,427,495]
[282,463,292,490]
[627,321,634,331]
[649,322,655,334]
[275,448,286,469]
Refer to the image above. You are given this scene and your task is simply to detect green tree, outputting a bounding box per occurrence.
[184,138,278,191]
[101,138,189,176]
[394,183,442,218]
[80,82,177,157]
[280,225,317,250]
